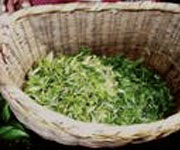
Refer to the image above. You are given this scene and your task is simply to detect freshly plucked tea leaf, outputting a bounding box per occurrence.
[24,48,174,125]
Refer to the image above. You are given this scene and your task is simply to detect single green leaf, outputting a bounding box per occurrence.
[0,126,29,140]
[2,103,11,122]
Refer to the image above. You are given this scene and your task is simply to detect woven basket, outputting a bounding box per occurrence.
[0,2,180,148]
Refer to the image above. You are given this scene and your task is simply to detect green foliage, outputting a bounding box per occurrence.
[24,48,174,125]
[0,126,29,140]
[0,94,29,142]
[2,104,11,123]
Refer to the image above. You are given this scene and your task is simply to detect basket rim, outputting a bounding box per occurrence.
[8,1,180,24]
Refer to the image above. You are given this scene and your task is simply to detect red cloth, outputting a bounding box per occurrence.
[31,0,160,6]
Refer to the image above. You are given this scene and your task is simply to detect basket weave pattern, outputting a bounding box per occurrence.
[0,2,180,148]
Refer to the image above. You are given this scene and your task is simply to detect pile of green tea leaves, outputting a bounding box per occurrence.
[24,49,174,125]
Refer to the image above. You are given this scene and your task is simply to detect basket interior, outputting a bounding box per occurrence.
[1,6,180,113]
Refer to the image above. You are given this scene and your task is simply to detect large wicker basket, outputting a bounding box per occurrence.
[0,2,180,148]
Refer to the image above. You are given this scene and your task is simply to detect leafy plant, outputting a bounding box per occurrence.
[0,94,29,145]
[24,48,174,125]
